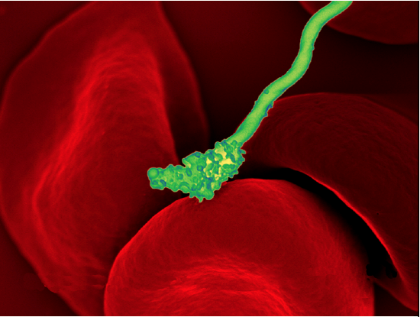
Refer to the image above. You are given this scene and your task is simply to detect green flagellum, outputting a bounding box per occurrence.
[227,1,352,145]
[148,1,352,202]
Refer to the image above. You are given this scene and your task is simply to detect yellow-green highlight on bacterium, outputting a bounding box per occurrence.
[148,1,352,202]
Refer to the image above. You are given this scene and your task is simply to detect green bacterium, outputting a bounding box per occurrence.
[148,1,352,202]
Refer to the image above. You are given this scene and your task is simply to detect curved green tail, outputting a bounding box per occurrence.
[148,1,352,202]
[227,1,352,145]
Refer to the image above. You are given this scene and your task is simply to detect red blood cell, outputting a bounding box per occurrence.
[241,93,418,310]
[300,1,419,45]
[104,179,374,315]
[0,2,208,315]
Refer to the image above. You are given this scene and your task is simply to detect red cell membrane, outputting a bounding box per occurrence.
[240,93,418,311]
[105,179,374,315]
[300,1,419,45]
[0,2,208,315]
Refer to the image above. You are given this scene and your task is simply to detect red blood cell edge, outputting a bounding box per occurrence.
[299,1,419,45]
[0,2,208,315]
[104,179,374,315]
[241,93,418,311]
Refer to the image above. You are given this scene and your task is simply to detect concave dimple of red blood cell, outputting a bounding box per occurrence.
[300,1,419,45]
[0,2,208,315]
[240,93,418,311]
[104,179,374,316]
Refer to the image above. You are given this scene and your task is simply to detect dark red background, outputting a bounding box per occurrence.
[0,1,417,315]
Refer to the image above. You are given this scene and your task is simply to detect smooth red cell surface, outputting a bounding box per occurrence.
[241,93,418,311]
[300,1,419,45]
[0,2,208,315]
[105,179,374,315]
[0,3,85,314]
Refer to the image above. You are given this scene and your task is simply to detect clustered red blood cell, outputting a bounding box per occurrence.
[0,1,417,316]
